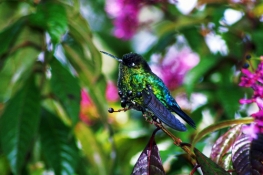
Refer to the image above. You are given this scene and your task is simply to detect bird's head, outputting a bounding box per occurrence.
[100,51,152,73]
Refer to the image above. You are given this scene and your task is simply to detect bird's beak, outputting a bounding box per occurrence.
[100,51,122,62]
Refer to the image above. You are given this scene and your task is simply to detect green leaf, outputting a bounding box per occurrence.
[65,6,102,75]
[0,3,23,31]
[63,42,108,122]
[184,55,221,94]
[0,154,10,175]
[74,122,108,175]
[0,27,42,102]
[29,2,67,45]
[197,0,227,6]
[145,31,176,58]
[62,10,108,122]
[251,26,263,56]
[155,15,206,37]
[0,76,41,175]
[194,148,230,175]
[253,3,263,17]
[205,5,227,28]
[181,26,210,54]
[221,32,243,58]
[0,18,25,66]
[216,85,243,118]
[39,109,79,175]
[50,57,80,126]
[150,15,207,56]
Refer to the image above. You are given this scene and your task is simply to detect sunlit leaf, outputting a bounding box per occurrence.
[194,148,230,175]
[0,154,9,175]
[0,76,41,174]
[192,118,254,147]
[74,122,108,175]
[29,2,67,44]
[220,153,233,172]
[210,125,242,169]
[0,3,25,31]
[232,133,263,174]
[62,38,96,83]
[39,109,79,175]
[0,25,42,102]
[63,6,108,123]
[197,0,227,6]
[65,5,102,74]
[253,3,263,17]
[155,16,206,37]
[131,129,165,175]
[50,57,80,126]
[63,40,108,122]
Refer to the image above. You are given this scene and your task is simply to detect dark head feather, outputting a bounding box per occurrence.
[122,53,152,72]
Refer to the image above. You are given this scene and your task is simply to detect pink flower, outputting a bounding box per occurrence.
[105,0,170,40]
[151,47,199,90]
[106,81,119,102]
[80,89,98,125]
[81,89,92,106]
[239,60,263,139]
[242,111,263,140]
[105,0,140,40]
[242,124,258,140]
[239,61,263,102]
[252,111,263,126]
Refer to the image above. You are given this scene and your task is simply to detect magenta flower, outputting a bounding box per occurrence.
[105,0,140,40]
[105,0,170,40]
[239,59,263,139]
[151,47,199,90]
[106,81,119,102]
[80,89,98,125]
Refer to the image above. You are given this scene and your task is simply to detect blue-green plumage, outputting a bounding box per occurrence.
[101,51,195,131]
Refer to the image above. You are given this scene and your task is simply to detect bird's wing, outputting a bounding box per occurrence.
[142,87,186,131]
[168,101,196,129]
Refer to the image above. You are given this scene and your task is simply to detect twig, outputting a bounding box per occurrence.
[155,122,197,167]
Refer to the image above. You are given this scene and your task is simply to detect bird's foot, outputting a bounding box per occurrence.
[108,107,131,113]
[142,112,155,124]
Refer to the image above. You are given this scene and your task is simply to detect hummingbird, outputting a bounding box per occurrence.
[101,51,195,131]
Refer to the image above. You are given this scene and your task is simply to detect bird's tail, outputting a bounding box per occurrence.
[171,106,196,129]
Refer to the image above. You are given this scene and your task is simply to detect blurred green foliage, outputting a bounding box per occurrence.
[0,0,262,174]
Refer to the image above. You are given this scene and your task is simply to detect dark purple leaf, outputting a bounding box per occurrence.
[232,133,263,175]
[211,125,242,168]
[131,129,165,175]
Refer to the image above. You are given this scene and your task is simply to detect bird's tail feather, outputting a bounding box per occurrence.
[171,106,196,129]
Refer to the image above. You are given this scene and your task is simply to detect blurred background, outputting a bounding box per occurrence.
[0,0,262,174]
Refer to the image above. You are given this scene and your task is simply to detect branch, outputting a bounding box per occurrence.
[155,122,197,167]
